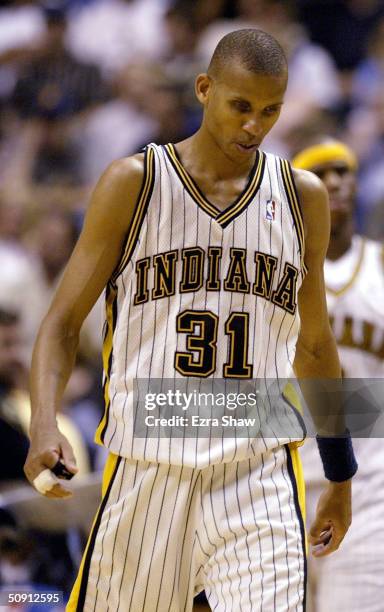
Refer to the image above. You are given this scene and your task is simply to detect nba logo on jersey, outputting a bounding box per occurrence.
[266,199,276,221]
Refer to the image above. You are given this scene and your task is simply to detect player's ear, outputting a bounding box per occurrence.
[195,73,212,105]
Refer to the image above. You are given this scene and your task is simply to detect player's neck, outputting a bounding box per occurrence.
[327,235,353,261]
[177,129,256,181]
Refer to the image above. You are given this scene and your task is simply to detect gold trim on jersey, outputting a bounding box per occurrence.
[218,152,265,227]
[284,384,307,559]
[286,445,307,558]
[280,159,308,275]
[111,146,155,284]
[326,239,365,296]
[164,143,218,217]
[288,446,306,522]
[95,284,118,445]
[66,453,122,611]
[164,143,265,227]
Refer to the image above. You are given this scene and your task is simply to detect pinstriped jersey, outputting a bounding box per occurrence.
[95,143,307,466]
[325,235,384,377]
[301,242,384,495]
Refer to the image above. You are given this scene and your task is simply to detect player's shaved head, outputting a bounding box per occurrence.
[208,29,288,79]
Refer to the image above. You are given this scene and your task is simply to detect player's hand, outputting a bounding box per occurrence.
[309,479,352,557]
[24,425,78,499]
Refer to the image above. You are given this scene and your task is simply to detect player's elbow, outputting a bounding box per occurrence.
[37,310,81,352]
[294,332,341,378]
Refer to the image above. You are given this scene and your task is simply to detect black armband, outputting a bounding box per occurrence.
[316,431,358,482]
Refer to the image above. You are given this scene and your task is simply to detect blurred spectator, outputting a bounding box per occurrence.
[0,2,45,57]
[0,118,91,212]
[351,16,384,108]
[81,60,197,182]
[0,198,44,360]
[192,0,237,30]
[28,210,78,291]
[0,305,90,478]
[277,109,340,162]
[138,67,196,147]
[346,93,384,236]
[162,1,203,83]
[298,0,384,72]
[67,0,170,77]
[12,4,107,122]
[0,524,76,598]
[27,209,103,360]
[32,120,83,189]
[0,309,29,483]
[0,1,46,102]
[338,16,384,235]
[79,62,157,183]
[0,527,35,586]
[5,3,109,210]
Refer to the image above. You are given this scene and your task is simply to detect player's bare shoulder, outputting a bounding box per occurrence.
[84,152,146,238]
[45,152,147,326]
[104,152,145,185]
[292,167,330,252]
[96,152,145,217]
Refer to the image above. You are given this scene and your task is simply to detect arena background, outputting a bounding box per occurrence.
[0,0,383,609]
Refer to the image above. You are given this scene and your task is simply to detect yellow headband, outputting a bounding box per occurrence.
[291,141,358,172]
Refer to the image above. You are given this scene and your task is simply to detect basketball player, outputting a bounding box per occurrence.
[293,140,384,612]
[24,30,357,611]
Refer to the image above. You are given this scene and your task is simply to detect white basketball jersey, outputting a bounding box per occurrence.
[301,236,384,488]
[325,235,384,377]
[95,143,307,466]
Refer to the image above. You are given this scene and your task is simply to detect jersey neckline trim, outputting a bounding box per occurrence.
[163,143,265,228]
[325,237,365,296]
[280,159,308,275]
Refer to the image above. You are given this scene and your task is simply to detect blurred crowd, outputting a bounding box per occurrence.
[0,0,384,606]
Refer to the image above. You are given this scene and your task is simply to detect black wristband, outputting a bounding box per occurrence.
[316,431,358,482]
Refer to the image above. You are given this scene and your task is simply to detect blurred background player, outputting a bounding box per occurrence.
[292,139,384,612]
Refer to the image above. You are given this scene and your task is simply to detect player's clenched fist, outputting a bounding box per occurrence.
[24,426,78,499]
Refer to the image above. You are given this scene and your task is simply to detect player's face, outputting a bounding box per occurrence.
[310,161,356,232]
[196,61,287,161]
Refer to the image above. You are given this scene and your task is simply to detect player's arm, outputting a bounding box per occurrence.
[293,169,342,417]
[293,168,354,557]
[24,154,145,498]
